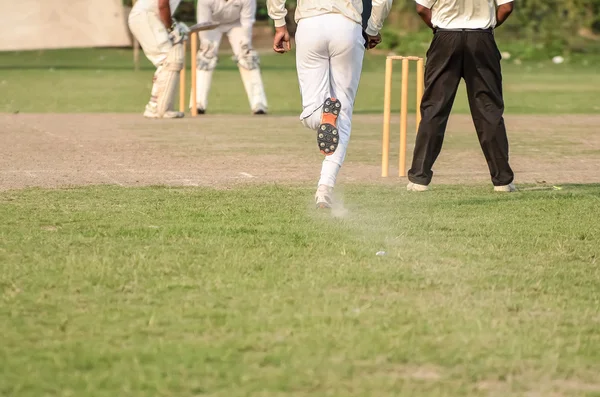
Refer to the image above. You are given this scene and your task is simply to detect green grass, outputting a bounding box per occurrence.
[1,48,599,114]
[1,184,600,396]
[2,44,599,397]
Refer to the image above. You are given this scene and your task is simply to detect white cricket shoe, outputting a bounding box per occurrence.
[143,104,184,119]
[407,182,429,192]
[315,185,334,209]
[494,183,517,192]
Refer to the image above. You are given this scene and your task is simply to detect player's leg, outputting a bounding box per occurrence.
[294,16,335,208]
[317,14,366,196]
[406,31,463,188]
[463,31,515,190]
[190,2,224,114]
[190,28,222,114]
[128,11,184,118]
[227,25,268,114]
[295,17,331,130]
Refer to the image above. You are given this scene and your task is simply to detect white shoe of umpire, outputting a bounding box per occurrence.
[494,183,517,192]
[407,182,429,192]
[143,104,184,119]
[315,185,334,209]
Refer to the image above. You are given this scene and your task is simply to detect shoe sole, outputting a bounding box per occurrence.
[317,98,341,156]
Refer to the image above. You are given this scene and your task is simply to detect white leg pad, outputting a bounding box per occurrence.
[189,34,220,111]
[191,69,214,111]
[153,43,184,117]
[238,67,268,113]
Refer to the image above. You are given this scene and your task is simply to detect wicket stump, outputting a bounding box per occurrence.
[381,56,425,177]
[179,33,199,116]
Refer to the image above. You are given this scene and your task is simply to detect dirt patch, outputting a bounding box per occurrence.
[352,357,444,382]
[1,113,599,191]
[477,377,600,397]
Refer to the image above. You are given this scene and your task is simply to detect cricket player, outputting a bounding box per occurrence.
[407,0,516,192]
[191,0,268,115]
[128,0,189,118]
[267,0,392,208]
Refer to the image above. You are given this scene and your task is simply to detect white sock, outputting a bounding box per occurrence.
[318,159,341,187]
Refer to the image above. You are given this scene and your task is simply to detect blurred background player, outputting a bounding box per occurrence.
[191,0,268,115]
[267,0,392,208]
[128,0,189,118]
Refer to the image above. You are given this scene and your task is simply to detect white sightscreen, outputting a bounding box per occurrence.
[0,0,132,51]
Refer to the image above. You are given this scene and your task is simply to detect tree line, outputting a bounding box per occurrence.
[123,0,600,55]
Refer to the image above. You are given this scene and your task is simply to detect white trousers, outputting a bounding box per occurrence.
[193,3,267,112]
[128,10,180,113]
[295,13,365,188]
[192,21,250,110]
[128,10,172,67]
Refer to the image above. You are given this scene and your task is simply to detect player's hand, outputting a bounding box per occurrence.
[365,33,382,50]
[273,26,291,53]
[175,21,190,36]
[168,21,187,45]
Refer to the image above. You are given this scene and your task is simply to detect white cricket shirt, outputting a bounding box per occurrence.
[416,0,514,29]
[267,0,393,36]
[133,0,182,15]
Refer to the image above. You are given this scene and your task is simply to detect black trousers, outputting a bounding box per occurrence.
[407,29,514,186]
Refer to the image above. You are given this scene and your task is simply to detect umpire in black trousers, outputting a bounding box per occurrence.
[407,0,516,192]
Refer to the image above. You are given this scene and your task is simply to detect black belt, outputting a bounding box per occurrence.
[434,28,493,33]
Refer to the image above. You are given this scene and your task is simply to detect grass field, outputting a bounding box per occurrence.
[1,48,600,114]
[2,184,600,396]
[1,47,599,396]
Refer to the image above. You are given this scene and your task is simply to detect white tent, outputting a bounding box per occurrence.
[0,0,132,51]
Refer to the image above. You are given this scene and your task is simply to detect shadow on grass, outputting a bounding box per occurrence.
[518,183,600,191]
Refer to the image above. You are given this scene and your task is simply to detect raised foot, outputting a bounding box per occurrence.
[317,98,341,156]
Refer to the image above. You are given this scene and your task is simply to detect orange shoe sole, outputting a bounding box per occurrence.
[317,98,341,156]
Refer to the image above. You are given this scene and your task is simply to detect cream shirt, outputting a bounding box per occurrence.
[267,0,392,36]
[133,0,182,15]
[197,0,256,27]
[416,0,514,29]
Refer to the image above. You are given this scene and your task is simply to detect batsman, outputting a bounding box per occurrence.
[191,0,269,115]
[128,0,189,118]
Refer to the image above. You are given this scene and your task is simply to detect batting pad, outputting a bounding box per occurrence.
[155,44,184,116]
[238,67,268,112]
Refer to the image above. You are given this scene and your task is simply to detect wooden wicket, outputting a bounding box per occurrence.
[179,39,186,113]
[179,33,199,115]
[381,56,425,178]
[190,33,198,116]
